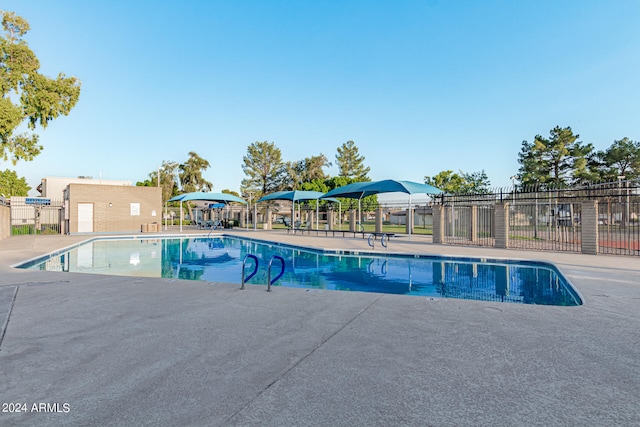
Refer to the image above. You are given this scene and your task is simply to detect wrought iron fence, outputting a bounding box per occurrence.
[597,199,640,256]
[508,202,582,252]
[442,204,495,246]
[436,180,640,256]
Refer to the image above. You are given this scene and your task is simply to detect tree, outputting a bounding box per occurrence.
[0,168,29,196]
[335,140,370,180]
[179,152,212,193]
[517,126,593,187]
[221,188,240,198]
[158,160,180,201]
[424,170,491,194]
[285,153,330,190]
[425,170,466,194]
[461,170,491,194]
[0,11,81,164]
[241,141,284,196]
[137,161,180,205]
[598,137,640,181]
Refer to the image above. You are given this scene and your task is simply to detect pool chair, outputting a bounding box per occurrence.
[195,219,204,229]
[211,220,223,230]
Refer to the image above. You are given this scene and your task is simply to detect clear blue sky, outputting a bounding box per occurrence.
[4,0,640,196]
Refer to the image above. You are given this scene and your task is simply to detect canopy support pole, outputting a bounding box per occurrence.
[358,197,362,231]
[408,194,412,241]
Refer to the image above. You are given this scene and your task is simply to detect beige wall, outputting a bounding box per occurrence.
[43,176,132,199]
[67,184,162,234]
[0,205,9,240]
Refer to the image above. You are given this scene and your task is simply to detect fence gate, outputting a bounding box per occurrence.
[10,198,64,235]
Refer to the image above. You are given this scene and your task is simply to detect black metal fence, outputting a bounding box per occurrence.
[437,180,640,256]
[442,204,495,246]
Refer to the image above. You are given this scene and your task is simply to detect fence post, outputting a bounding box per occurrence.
[375,207,383,233]
[432,204,445,244]
[581,200,598,255]
[349,210,357,232]
[470,205,478,243]
[494,202,509,249]
[0,205,9,240]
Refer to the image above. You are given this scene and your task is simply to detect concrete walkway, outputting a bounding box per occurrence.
[0,229,639,426]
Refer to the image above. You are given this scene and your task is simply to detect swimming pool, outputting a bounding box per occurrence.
[17,235,582,306]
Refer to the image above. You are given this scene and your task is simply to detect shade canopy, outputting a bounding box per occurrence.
[258,190,337,203]
[320,180,442,239]
[257,190,340,230]
[321,179,442,199]
[168,192,247,204]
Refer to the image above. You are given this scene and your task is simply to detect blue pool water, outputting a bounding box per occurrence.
[18,236,582,306]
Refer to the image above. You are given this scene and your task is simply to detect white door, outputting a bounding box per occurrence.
[77,203,94,233]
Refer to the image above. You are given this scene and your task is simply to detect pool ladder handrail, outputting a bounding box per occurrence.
[367,233,375,249]
[241,254,259,290]
[367,233,389,249]
[267,255,285,292]
[241,254,285,291]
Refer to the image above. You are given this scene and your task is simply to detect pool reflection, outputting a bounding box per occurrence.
[26,236,581,306]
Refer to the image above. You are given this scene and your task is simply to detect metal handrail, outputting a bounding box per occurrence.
[241,254,258,290]
[267,255,285,292]
[381,233,388,248]
[367,234,374,248]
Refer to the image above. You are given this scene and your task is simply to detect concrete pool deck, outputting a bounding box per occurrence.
[0,229,639,426]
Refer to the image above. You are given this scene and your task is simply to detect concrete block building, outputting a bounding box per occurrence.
[64,184,162,234]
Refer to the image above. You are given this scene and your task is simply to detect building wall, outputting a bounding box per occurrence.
[66,184,161,234]
[42,176,132,199]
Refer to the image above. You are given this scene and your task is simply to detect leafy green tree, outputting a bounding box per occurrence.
[461,170,491,194]
[137,161,181,201]
[424,170,491,194]
[286,153,330,190]
[325,175,352,191]
[241,141,284,196]
[179,152,212,192]
[335,140,370,180]
[0,168,29,196]
[517,126,594,187]
[425,170,466,194]
[0,11,81,164]
[221,188,240,198]
[572,143,601,184]
[598,137,640,181]
[158,160,180,201]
